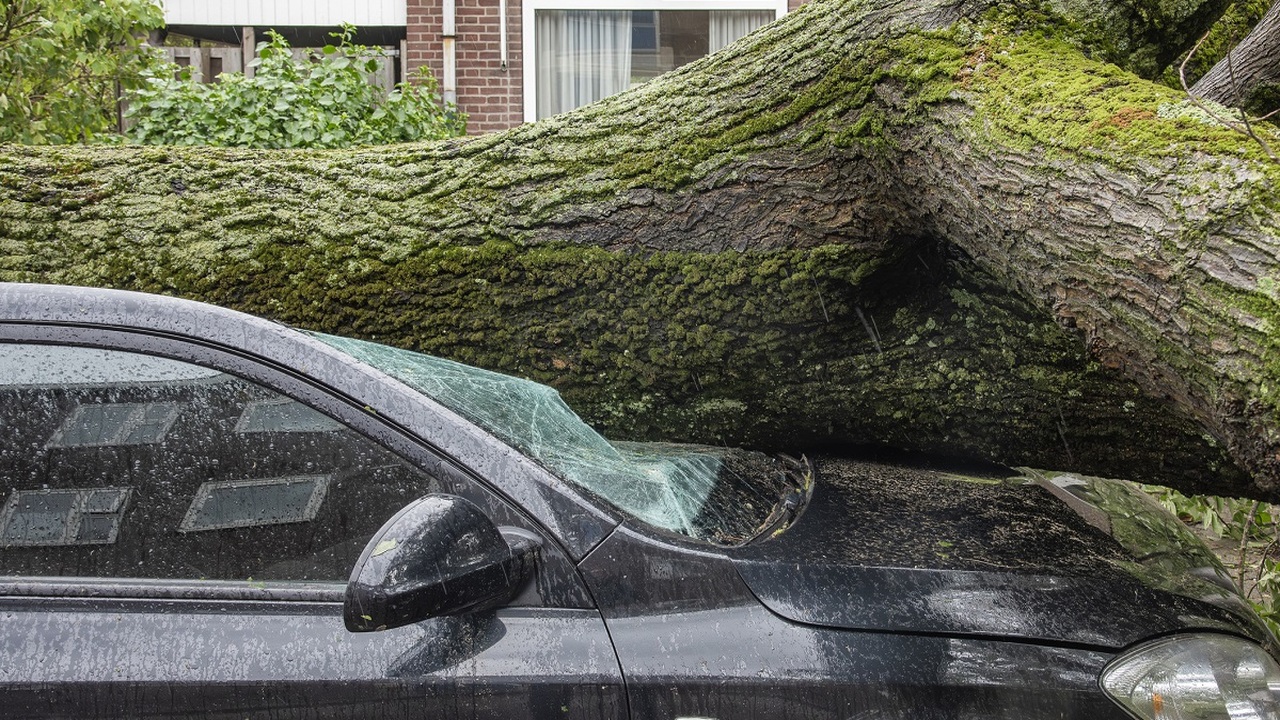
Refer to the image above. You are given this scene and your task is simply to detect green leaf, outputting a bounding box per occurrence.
[0,0,167,144]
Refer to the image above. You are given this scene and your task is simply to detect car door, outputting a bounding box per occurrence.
[0,334,626,720]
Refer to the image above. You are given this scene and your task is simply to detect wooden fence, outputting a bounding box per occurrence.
[157,46,399,91]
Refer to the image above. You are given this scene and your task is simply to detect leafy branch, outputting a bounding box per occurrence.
[1148,487,1280,633]
[0,0,166,144]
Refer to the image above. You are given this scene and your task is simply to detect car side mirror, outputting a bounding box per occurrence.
[344,493,539,632]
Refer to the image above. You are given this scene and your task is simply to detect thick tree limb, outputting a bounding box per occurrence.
[1193,0,1280,108]
[1,0,1279,498]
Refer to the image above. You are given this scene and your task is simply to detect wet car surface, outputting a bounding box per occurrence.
[1,282,1279,719]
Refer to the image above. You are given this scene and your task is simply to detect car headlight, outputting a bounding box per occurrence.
[1101,633,1280,719]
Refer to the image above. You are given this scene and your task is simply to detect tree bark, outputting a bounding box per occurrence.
[1192,0,1280,109]
[1,0,1278,498]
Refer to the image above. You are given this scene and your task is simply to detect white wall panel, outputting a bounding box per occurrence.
[164,0,406,27]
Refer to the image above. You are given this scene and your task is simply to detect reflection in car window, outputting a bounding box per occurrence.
[48,402,182,447]
[0,344,222,385]
[0,487,131,547]
[180,476,331,532]
[309,333,788,544]
[235,398,344,434]
[0,343,443,581]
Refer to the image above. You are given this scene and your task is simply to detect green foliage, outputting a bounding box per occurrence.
[0,0,166,144]
[126,27,465,148]
[1147,486,1280,634]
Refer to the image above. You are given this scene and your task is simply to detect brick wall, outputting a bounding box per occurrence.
[406,0,524,134]
[407,0,808,135]
[405,0,444,80]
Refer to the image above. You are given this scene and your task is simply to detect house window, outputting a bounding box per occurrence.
[235,398,344,434]
[48,402,182,448]
[179,476,331,533]
[526,0,786,121]
[0,487,132,547]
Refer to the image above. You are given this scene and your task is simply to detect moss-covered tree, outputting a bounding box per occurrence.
[2,0,1280,499]
[1191,0,1280,113]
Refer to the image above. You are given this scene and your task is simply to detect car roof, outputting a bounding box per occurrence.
[0,282,619,558]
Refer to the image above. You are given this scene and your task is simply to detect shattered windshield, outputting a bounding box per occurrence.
[309,333,795,544]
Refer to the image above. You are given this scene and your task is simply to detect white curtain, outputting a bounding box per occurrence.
[536,10,633,119]
[708,10,774,53]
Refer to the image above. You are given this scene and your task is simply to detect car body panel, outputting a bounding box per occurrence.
[731,458,1270,648]
[2,281,1278,720]
[0,598,625,719]
[603,604,1128,720]
[580,525,1131,719]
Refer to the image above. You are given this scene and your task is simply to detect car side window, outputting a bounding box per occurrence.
[0,343,445,582]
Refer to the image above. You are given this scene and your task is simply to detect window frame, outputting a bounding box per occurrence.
[521,0,788,122]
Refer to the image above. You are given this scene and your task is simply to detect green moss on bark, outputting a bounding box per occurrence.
[1045,0,1234,78]
[961,30,1280,167]
[0,0,1274,496]
[6,223,1237,488]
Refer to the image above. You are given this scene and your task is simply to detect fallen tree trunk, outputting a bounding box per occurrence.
[1,0,1278,498]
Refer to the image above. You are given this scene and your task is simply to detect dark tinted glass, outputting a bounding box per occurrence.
[3,491,77,545]
[0,343,442,581]
[180,476,329,531]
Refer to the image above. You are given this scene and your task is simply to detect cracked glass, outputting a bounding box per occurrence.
[310,333,798,544]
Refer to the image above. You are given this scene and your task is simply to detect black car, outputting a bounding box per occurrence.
[1,282,1278,720]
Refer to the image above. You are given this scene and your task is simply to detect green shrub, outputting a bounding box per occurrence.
[126,26,465,148]
[0,0,166,144]
[1147,485,1280,635]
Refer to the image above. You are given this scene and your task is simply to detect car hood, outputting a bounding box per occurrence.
[729,457,1273,650]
